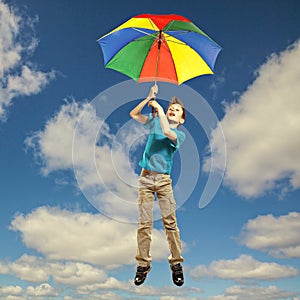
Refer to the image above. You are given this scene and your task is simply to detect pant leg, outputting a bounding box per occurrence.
[156,175,184,266]
[135,174,155,267]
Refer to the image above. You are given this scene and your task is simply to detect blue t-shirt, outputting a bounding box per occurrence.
[139,113,185,174]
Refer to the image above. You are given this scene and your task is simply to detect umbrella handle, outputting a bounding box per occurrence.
[150,96,158,117]
[151,99,157,116]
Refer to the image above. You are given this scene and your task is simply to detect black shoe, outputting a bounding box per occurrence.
[134,265,151,286]
[171,263,184,286]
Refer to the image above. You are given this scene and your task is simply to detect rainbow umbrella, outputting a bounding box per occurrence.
[97,14,221,85]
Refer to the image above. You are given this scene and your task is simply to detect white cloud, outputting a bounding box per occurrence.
[0,0,55,121]
[0,261,10,273]
[75,277,126,294]
[203,39,300,197]
[160,297,202,300]
[0,253,108,286]
[190,255,298,281]
[0,286,22,296]
[209,296,237,300]
[9,254,49,283]
[50,262,108,286]
[239,212,300,258]
[72,291,125,300]
[212,285,297,300]
[25,101,93,175]
[26,283,58,297]
[0,283,58,299]
[6,65,55,98]
[0,251,201,299]
[132,285,202,298]
[9,206,169,267]
[72,279,202,300]
[0,0,21,76]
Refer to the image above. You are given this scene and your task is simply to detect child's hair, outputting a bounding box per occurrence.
[169,96,186,121]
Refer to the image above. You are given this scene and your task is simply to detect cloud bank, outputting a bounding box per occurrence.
[10,206,169,267]
[209,285,297,300]
[0,0,55,121]
[190,254,298,281]
[204,39,300,197]
[239,212,300,258]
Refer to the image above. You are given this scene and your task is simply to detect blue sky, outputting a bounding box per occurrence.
[0,0,300,299]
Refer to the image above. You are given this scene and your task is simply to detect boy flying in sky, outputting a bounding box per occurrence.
[130,84,186,286]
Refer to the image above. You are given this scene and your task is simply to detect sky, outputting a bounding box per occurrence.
[0,0,300,299]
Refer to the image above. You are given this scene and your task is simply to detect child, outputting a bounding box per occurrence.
[129,84,186,286]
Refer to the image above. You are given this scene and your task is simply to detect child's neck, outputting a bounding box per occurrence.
[168,120,179,129]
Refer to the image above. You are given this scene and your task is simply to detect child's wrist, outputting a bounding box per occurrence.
[157,107,164,114]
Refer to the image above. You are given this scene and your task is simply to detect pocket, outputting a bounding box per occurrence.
[158,191,176,217]
[139,175,151,186]
[167,191,176,205]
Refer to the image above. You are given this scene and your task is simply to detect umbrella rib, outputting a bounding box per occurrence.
[164,31,193,46]
[132,37,156,42]
[162,21,174,32]
[164,38,186,46]
[166,30,190,34]
[131,27,158,44]
[166,30,191,38]
[147,18,158,31]
[132,27,156,37]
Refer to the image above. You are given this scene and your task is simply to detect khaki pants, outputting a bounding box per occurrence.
[135,169,184,267]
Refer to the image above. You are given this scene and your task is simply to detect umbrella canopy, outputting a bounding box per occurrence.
[97,14,221,85]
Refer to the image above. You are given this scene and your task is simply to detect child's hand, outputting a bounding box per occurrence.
[148,100,162,111]
[148,84,158,99]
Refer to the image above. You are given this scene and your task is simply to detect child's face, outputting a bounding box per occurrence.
[166,104,185,125]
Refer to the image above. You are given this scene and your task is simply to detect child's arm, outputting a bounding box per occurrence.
[149,100,177,141]
[129,84,158,124]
